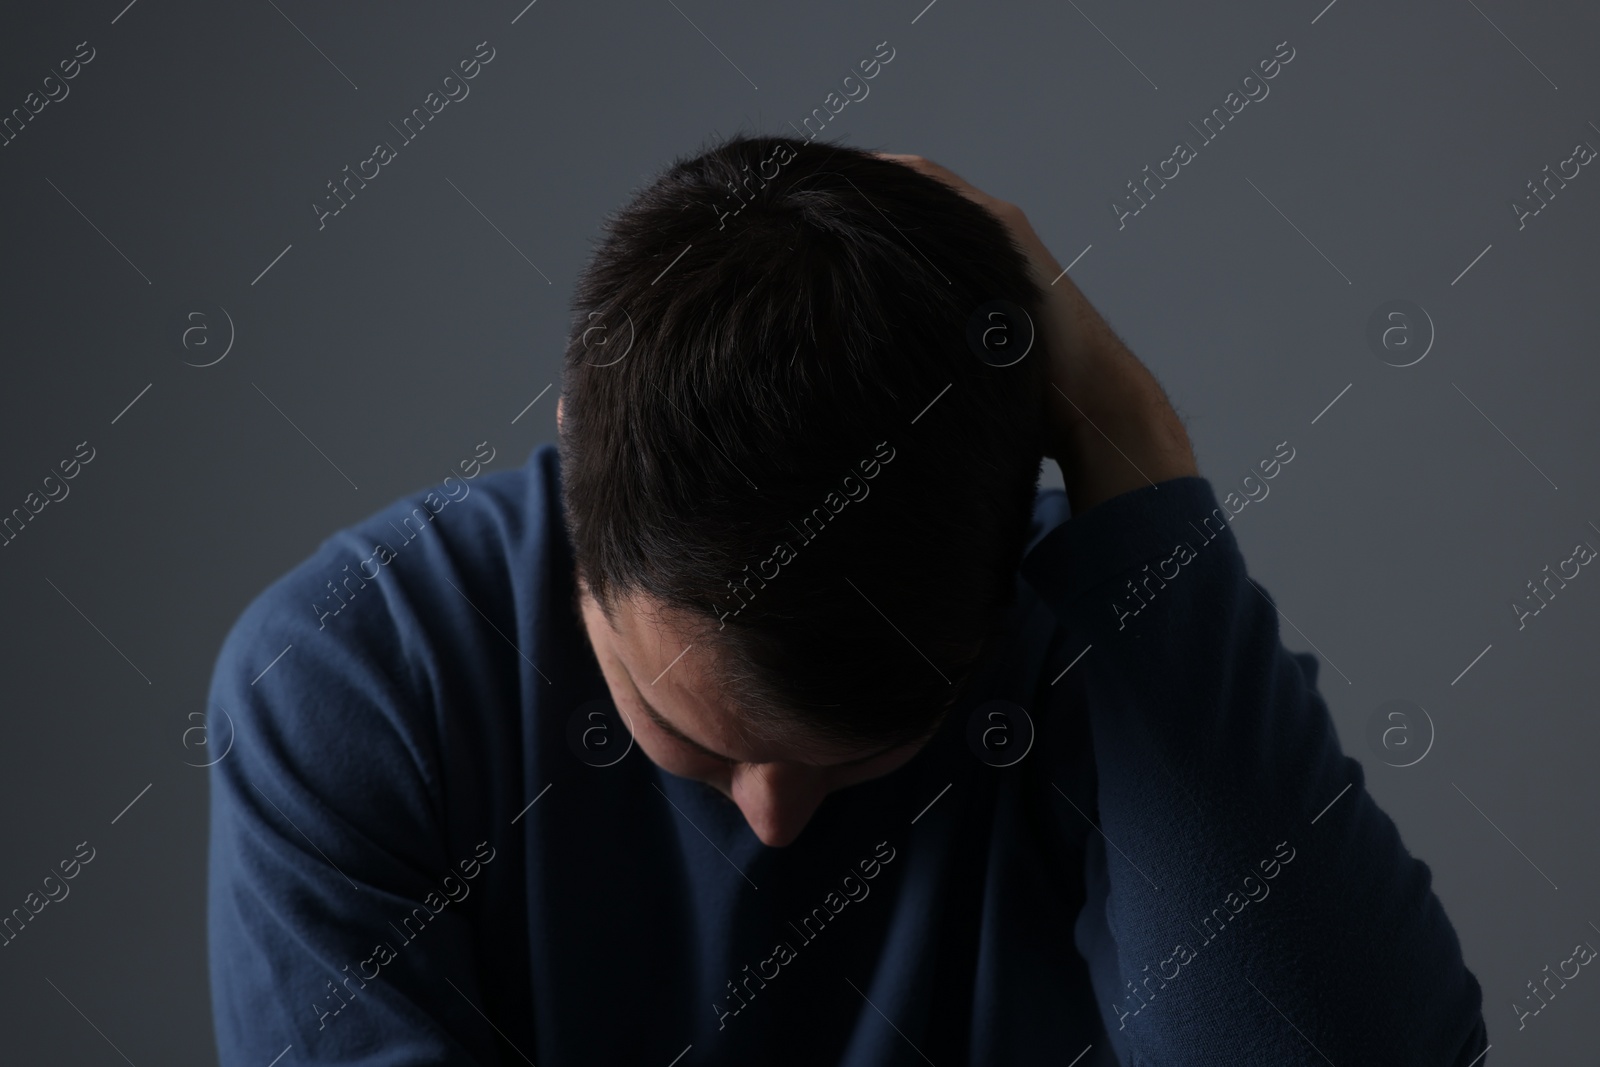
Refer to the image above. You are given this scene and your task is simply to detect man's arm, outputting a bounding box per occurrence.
[1020,473,1487,1063]
[206,541,507,1066]
[878,153,1488,1063]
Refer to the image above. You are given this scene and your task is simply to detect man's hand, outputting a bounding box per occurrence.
[871,152,1198,512]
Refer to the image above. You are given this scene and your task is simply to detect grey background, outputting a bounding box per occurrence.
[1,0,1596,1061]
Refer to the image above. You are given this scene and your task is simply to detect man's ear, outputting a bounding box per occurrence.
[556,395,565,433]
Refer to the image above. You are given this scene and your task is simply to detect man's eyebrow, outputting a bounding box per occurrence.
[629,683,737,764]
[624,675,913,768]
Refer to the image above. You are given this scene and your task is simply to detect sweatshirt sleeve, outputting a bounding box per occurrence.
[1020,475,1488,1065]
[204,557,505,1066]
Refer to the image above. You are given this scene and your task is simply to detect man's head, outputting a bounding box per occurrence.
[558,134,1049,845]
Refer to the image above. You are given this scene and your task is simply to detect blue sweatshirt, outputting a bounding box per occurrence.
[206,443,1488,1066]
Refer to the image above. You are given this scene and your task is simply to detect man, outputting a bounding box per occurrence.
[207,136,1487,1064]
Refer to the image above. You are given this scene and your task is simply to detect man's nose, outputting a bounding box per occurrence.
[730,761,830,848]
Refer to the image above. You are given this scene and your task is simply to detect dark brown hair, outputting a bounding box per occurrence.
[559,133,1049,750]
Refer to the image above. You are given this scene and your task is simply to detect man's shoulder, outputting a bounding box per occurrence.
[203,446,565,922]
[211,443,567,695]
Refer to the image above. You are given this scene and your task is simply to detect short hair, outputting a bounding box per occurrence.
[559,133,1050,751]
